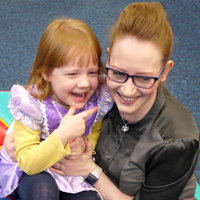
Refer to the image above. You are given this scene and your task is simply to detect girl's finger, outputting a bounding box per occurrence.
[67,102,76,116]
[78,107,98,120]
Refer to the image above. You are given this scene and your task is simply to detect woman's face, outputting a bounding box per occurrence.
[107,36,172,121]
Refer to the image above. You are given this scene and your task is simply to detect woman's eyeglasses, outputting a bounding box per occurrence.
[105,57,165,89]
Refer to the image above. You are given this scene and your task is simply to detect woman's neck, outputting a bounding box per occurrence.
[119,112,144,123]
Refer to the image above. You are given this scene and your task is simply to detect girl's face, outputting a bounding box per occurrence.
[43,55,99,109]
[107,36,173,121]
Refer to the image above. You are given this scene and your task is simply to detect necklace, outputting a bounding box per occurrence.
[120,117,132,132]
[119,113,143,132]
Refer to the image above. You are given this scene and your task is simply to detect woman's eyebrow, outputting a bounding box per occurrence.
[110,65,156,76]
[135,72,156,76]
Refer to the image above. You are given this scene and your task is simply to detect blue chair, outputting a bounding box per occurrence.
[195,182,200,199]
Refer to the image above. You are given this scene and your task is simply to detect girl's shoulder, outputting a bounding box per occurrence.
[99,83,113,103]
[8,85,43,130]
[95,84,114,122]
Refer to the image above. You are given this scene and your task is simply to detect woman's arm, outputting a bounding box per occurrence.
[94,171,134,200]
[50,138,134,200]
[136,138,199,200]
[3,129,17,163]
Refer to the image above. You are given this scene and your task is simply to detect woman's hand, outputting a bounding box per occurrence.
[50,137,134,200]
[50,137,96,177]
[67,137,85,160]
[3,130,17,163]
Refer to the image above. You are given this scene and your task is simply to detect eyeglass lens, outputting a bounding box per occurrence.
[108,68,155,88]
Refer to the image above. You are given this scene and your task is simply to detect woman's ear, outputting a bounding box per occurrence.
[106,47,110,57]
[41,71,51,82]
[160,60,174,82]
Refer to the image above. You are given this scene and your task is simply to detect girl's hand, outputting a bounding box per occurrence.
[50,137,95,177]
[56,103,98,146]
[3,130,17,163]
[67,137,85,160]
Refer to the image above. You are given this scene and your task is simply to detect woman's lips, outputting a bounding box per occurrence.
[117,92,140,103]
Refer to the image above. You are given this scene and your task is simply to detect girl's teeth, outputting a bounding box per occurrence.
[72,93,86,99]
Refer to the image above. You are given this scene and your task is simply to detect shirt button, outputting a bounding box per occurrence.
[106,154,110,159]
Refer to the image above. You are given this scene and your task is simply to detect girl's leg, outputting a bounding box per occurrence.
[15,171,59,200]
[59,190,102,200]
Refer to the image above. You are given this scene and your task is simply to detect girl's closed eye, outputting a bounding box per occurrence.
[65,72,78,77]
[89,71,98,76]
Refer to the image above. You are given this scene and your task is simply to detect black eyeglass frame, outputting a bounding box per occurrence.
[105,57,165,89]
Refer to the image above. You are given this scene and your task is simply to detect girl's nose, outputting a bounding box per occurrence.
[77,75,90,88]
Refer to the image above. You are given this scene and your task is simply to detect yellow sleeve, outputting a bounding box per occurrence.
[86,119,102,151]
[14,119,71,175]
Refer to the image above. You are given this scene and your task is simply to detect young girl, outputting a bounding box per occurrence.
[0,17,113,200]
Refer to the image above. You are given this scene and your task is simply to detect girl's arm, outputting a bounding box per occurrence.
[67,119,103,160]
[67,117,103,160]
[14,119,70,175]
[15,104,98,175]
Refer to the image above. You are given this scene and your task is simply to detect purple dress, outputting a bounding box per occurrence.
[0,84,113,198]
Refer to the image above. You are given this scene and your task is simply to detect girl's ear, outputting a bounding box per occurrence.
[41,71,51,82]
[160,60,174,82]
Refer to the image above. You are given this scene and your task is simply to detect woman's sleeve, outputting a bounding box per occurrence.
[14,120,70,175]
[134,137,199,200]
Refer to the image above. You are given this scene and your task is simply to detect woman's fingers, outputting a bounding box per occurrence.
[83,137,93,155]
[3,130,17,162]
[49,166,65,176]
[52,162,60,169]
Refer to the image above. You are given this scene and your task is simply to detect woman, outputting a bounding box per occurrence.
[2,2,199,200]
[51,2,199,200]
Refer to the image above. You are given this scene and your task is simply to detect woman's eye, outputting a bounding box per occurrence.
[136,76,152,82]
[112,70,125,77]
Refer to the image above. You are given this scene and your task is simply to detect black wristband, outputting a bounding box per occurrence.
[84,165,102,186]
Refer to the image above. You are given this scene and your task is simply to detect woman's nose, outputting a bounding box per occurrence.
[121,77,137,95]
